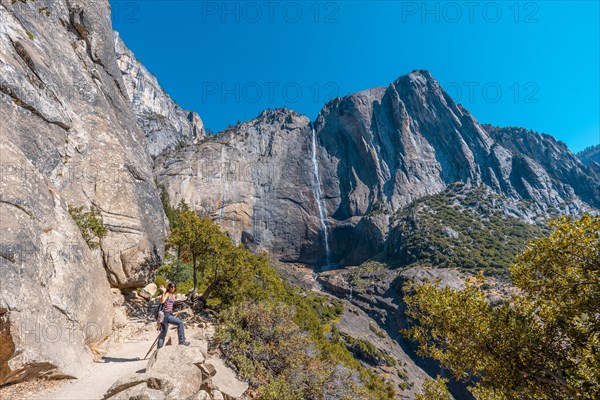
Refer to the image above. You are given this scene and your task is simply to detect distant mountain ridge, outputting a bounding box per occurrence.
[114,32,205,156]
[577,144,600,170]
[156,70,600,267]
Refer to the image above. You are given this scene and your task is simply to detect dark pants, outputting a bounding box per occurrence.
[157,312,186,348]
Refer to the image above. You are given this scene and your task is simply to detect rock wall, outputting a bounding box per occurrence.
[0,0,166,384]
[577,144,600,169]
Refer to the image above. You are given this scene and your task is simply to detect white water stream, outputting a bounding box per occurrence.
[311,128,331,267]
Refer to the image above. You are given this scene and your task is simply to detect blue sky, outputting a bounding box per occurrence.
[111,0,599,152]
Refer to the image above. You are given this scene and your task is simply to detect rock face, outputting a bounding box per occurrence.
[0,0,166,384]
[157,70,600,267]
[314,71,599,263]
[115,32,205,157]
[0,138,113,385]
[483,125,600,211]
[155,109,326,264]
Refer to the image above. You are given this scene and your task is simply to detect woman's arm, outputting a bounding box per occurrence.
[159,286,168,304]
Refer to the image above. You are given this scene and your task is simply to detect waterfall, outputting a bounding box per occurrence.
[311,128,331,267]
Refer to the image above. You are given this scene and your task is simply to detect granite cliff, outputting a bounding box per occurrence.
[156,71,600,267]
[0,0,166,384]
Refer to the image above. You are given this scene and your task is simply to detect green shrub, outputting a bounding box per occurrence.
[68,205,107,249]
[342,335,396,367]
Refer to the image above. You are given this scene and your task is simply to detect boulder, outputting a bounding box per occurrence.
[105,341,206,400]
[111,289,125,306]
[140,283,158,301]
[212,390,225,400]
[113,306,128,329]
[189,390,210,400]
[107,382,166,400]
[206,357,249,399]
[199,363,216,379]
[174,294,188,302]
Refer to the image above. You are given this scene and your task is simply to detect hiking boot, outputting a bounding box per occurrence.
[179,340,190,346]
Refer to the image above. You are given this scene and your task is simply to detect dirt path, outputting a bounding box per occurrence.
[30,325,194,400]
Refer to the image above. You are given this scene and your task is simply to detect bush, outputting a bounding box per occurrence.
[415,377,451,400]
[404,215,600,399]
[216,300,395,400]
[68,205,107,249]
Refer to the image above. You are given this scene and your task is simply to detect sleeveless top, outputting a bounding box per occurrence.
[163,295,175,313]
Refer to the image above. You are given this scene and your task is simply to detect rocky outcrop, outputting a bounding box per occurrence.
[157,70,600,267]
[577,144,600,173]
[0,138,113,385]
[0,0,166,384]
[105,343,206,400]
[115,32,205,157]
[104,340,248,400]
[314,71,598,263]
[484,125,600,211]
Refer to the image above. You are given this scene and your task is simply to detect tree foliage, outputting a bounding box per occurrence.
[68,205,107,249]
[389,184,544,275]
[415,377,451,400]
[167,209,284,305]
[161,204,396,398]
[403,215,600,399]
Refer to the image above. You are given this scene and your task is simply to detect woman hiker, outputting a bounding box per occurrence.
[157,282,190,348]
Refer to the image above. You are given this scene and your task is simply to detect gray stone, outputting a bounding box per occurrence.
[111,288,125,306]
[105,344,205,400]
[212,390,225,400]
[108,382,166,400]
[206,357,248,399]
[187,390,210,400]
[113,306,129,329]
[199,363,216,378]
